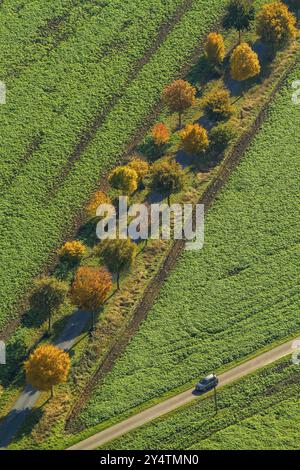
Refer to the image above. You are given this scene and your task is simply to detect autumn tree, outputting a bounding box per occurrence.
[25,344,70,398]
[230,42,260,82]
[205,32,225,67]
[149,159,185,205]
[223,0,255,42]
[86,191,111,219]
[256,2,297,49]
[58,240,87,265]
[109,166,138,195]
[151,123,170,146]
[71,266,113,328]
[127,156,150,185]
[180,124,210,157]
[204,88,234,121]
[162,80,196,128]
[100,239,137,290]
[30,277,68,334]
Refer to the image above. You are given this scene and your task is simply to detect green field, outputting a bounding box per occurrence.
[104,358,300,450]
[77,63,300,429]
[0,0,228,331]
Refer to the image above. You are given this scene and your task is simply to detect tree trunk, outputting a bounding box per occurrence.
[48,312,52,336]
[117,271,120,290]
[167,194,171,206]
[91,311,95,330]
[238,29,241,44]
[50,386,54,399]
[178,111,182,129]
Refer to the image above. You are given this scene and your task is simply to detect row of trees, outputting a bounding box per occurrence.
[24,0,299,400]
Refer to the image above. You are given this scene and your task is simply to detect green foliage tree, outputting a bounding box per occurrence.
[30,277,68,334]
[149,159,185,205]
[223,0,255,42]
[204,88,234,121]
[100,239,137,290]
[210,123,236,153]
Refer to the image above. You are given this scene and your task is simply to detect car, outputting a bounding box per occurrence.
[195,373,218,393]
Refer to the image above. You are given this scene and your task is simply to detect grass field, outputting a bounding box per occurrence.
[103,357,300,450]
[0,0,228,332]
[77,62,300,429]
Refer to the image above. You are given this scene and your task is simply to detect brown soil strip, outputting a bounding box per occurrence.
[65,55,300,433]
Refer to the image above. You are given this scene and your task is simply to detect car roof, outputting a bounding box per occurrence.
[205,374,215,381]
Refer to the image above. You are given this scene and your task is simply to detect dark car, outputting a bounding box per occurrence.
[195,373,218,393]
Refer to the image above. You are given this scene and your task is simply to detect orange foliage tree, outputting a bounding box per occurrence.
[205,32,225,66]
[25,344,70,398]
[230,42,260,82]
[162,80,196,128]
[256,2,297,49]
[70,266,113,328]
[180,124,210,157]
[151,123,170,145]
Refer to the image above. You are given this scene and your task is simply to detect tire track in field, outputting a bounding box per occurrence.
[43,0,196,201]
[65,53,300,432]
[0,0,189,199]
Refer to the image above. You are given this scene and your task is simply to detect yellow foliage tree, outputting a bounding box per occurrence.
[127,157,150,183]
[25,344,70,398]
[162,80,196,128]
[108,166,138,195]
[180,124,210,157]
[230,42,260,81]
[256,2,297,48]
[86,191,111,219]
[58,240,87,264]
[205,32,225,66]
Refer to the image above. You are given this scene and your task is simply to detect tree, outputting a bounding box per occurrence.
[100,239,137,290]
[205,32,225,67]
[230,42,260,82]
[30,277,68,334]
[127,157,150,184]
[86,191,111,219]
[25,344,70,398]
[223,0,255,42]
[162,80,196,128]
[71,266,113,328]
[58,240,87,264]
[149,159,185,205]
[210,122,236,153]
[204,88,234,121]
[180,124,210,157]
[108,166,138,195]
[151,123,170,146]
[256,2,297,49]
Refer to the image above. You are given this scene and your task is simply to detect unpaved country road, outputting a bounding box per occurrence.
[68,336,300,450]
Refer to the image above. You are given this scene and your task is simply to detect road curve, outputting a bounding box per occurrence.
[68,336,300,450]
